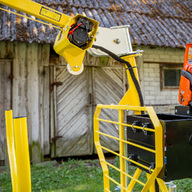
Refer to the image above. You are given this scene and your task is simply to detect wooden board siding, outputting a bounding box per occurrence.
[54,66,93,157]
[0,60,11,166]
[39,45,50,156]
[0,41,127,161]
[13,42,50,162]
[54,65,126,157]
[39,65,50,156]
[93,67,125,152]
[0,41,50,163]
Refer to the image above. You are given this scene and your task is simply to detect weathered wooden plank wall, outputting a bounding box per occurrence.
[0,41,127,163]
[54,66,92,157]
[0,60,11,165]
[52,54,127,157]
[93,67,125,152]
[39,45,50,156]
[0,41,50,164]
[0,41,14,165]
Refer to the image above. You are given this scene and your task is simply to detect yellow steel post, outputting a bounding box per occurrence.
[141,107,164,192]
[146,173,156,192]
[5,110,18,192]
[119,54,142,108]
[94,106,110,192]
[156,178,168,192]
[127,168,142,191]
[14,117,31,192]
[148,107,164,173]
[119,109,126,191]
[119,53,143,191]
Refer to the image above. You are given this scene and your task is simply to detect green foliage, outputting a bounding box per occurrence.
[1,158,192,192]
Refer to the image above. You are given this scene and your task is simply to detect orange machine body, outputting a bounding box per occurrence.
[178,43,192,106]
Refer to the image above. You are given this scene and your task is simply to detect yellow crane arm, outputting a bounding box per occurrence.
[0,0,99,74]
[0,0,70,27]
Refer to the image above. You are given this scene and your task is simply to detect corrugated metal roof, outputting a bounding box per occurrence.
[0,0,191,48]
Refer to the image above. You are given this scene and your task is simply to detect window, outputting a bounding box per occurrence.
[161,65,182,89]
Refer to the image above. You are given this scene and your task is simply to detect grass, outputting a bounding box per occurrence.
[0,158,192,192]
[0,159,105,192]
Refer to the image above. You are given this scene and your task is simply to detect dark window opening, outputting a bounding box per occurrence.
[161,64,182,89]
[164,69,181,87]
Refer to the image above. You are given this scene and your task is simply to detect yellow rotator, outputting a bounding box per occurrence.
[54,14,99,75]
[0,0,99,75]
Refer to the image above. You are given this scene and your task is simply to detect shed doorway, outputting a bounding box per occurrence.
[52,65,126,157]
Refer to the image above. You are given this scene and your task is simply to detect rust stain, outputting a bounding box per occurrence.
[33,27,38,37]
[6,21,11,27]
[70,12,75,17]
[26,32,29,38]
[40,25,46,33]
[141,0,147,4]
[15,16,21,24]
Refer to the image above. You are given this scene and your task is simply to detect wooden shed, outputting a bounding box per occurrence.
[0,0,191,164]
[0,41,126,164]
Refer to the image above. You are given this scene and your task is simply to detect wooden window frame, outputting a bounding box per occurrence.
[160,64,183,90]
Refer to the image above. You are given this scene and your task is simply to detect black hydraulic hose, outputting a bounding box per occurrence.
[181,70,192,85]
[92,44,144,106]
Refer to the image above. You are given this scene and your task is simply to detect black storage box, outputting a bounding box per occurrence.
[127,113,192,181]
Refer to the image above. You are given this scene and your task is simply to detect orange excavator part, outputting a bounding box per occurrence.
[178,43,192,106]
[179,76,192,106]
[183,43,192,71]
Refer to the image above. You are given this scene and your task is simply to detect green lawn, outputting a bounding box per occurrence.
[0,158,192,192]
[0,159,105,192]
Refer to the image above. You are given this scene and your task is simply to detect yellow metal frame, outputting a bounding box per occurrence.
[94,105,168,192]
[119,54,142,107]
[5,110,31,192]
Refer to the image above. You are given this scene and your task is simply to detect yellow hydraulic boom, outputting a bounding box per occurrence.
[0,0,99,74]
